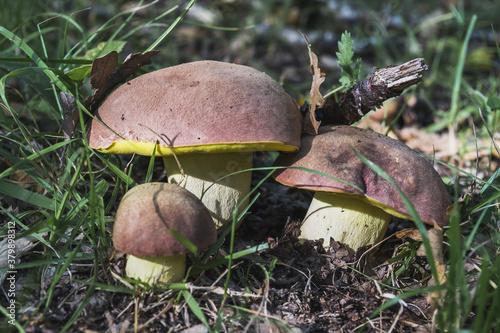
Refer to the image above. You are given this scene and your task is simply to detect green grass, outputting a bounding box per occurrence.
[0,0,499,332]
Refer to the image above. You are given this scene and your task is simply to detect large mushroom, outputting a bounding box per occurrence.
[113,182,216,284]
[87,61,302,226]
[273,125,451,252]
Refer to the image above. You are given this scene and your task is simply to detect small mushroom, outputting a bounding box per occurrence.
[88,61,302,227]
[273,125,451,252]
[113,182,216,284]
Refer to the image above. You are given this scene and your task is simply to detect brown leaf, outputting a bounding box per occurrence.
[4,157,45,193]
[301,32,324,135]
[0,236,36,284]
[115,51,161,84]
[89,51,119,97]
[395,227,422,241]
[82,51,119,113]
[59,91,79,168]
[60,92,78,142]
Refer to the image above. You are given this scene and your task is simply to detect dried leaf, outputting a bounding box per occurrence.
[115,51,161,83]
[59,50,159,162]
[301,32,324,135]
[60,92,77,142]
[83,51,119,111]
[4,157,44,193]
[416,226,444,264]
[395,228,422,241]
[0,236,36,285]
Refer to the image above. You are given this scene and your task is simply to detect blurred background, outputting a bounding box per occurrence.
[2,0,499,113]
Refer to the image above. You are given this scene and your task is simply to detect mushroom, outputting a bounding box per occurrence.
[113,182,216,284]
[87,61,302,226]
[273,125,451,252]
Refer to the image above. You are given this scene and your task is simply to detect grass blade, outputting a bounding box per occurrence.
[449,15,477,124]
[181,289,210,328]
[0,179,54,210]
[146,0,196,52]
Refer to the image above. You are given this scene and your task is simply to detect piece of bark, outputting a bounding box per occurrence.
[315,58,429,126]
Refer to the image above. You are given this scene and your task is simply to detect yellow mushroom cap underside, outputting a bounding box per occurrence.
[316,190,412,221]
[87,61,302,154]
[95,139,297,156]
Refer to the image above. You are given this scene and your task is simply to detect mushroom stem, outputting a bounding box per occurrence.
[163,152,253,227]
[300,192,392,252]
[125,254,186,284]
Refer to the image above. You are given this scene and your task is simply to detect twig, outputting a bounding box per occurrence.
[316,58,429,125]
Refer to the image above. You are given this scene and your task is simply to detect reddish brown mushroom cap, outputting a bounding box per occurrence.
[273,125,451,226]
[113,183,216,257]
[87,60,302,155]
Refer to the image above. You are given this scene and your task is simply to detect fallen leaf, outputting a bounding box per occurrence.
[395,228,422,241]
[300,32,324,135]
[0,236,36,285]
[84,51,120,112]
[60,92,78,142]
[4,157,45,193]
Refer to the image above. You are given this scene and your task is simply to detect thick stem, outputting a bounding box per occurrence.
[300,192,392,252]
[125,254,186,284]
[163,152,253,227]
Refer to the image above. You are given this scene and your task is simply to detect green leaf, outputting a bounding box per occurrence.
[486,96,500,111]
[65,65,92,81]
[84,41,126,60]
[354,57,363,81]
[336,31,354,68]
[145,142,158,184]
[339,75,352,88]
[492,24,500,60]
[71,280,134,295]
[96,154,137,188]
[335,31,363,91]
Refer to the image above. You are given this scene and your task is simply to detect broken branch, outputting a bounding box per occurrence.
[315,58,429,126]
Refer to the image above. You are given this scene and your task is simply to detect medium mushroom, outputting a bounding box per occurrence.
[273,125,451,252]
[113,182,216,284]
[87,61,302,227]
